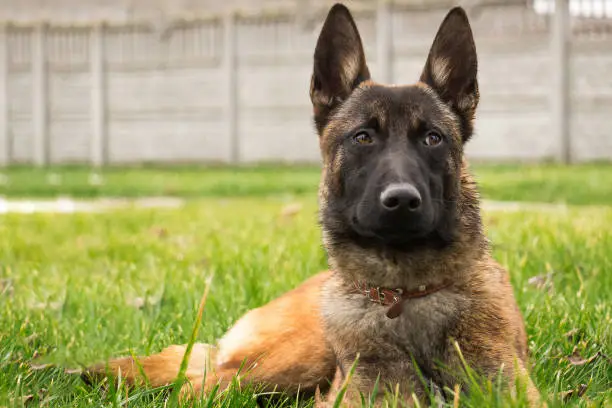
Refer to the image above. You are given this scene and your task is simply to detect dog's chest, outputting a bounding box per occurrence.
[321,279,465,378]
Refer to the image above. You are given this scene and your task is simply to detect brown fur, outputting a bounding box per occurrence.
[83,3,542,407]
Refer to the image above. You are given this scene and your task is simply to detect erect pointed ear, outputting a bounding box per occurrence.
[310,3,370,134]
[420,7,479,142]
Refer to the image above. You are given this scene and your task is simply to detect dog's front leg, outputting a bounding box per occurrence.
[319,365,420,408]
[442,339,544,408]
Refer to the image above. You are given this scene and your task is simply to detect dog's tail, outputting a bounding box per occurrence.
[83,343,219,392]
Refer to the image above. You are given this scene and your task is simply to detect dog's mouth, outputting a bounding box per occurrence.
[349,214,435,246]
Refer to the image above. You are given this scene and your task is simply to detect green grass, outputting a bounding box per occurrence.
[0,163,611,205]
[0,165,320,199]
[0,195,610,407]
[473,163,612,206]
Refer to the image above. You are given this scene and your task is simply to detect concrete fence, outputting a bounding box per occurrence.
[0,0,610,166]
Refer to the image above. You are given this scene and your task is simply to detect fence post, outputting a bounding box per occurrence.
[551,0,571,163]
[223,12,239,164]
[90,22,107,166]
[32,22,48,166]
[376,0,393,84]
[0,24,8,166]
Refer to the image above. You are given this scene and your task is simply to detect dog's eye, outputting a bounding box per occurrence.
[353,131,374,145]
[423,131,443,147]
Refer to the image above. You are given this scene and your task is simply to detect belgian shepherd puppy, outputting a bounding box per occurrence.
[85,3,542,406]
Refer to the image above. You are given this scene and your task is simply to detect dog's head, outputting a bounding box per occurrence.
[312,4,479,251]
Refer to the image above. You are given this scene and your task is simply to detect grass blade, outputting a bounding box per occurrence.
[169,274,214,404]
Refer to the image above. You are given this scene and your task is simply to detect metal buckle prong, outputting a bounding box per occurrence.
[376,287,384,304]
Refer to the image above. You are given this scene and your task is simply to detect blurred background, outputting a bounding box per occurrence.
[0,0,609,167]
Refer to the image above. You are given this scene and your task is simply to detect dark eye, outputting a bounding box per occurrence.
[423,131,443,147]
[352,131,374,145]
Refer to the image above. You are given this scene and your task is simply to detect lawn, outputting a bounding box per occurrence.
[0,165,610,407]
[0,163,611,205]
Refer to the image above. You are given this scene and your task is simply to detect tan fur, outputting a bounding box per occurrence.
[431,56,451,88]
[85,272,337,398]
[211,271,336,395]
[84,343,216,396]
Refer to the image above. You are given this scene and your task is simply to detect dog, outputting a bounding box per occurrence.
[85,4,542,406]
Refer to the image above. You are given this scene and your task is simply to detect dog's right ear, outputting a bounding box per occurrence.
[310,4,370,134]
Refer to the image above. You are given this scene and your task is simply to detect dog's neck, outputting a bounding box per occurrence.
[321,165,487,289]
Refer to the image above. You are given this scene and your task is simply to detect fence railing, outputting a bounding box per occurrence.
[0,0,610,166]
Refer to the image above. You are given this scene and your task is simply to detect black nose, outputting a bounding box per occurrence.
[380,183,422,212]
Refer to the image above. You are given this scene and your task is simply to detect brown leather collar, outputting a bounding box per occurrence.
[353,280,453,319]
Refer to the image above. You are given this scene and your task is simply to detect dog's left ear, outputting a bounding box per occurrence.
[420,7,479,142]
